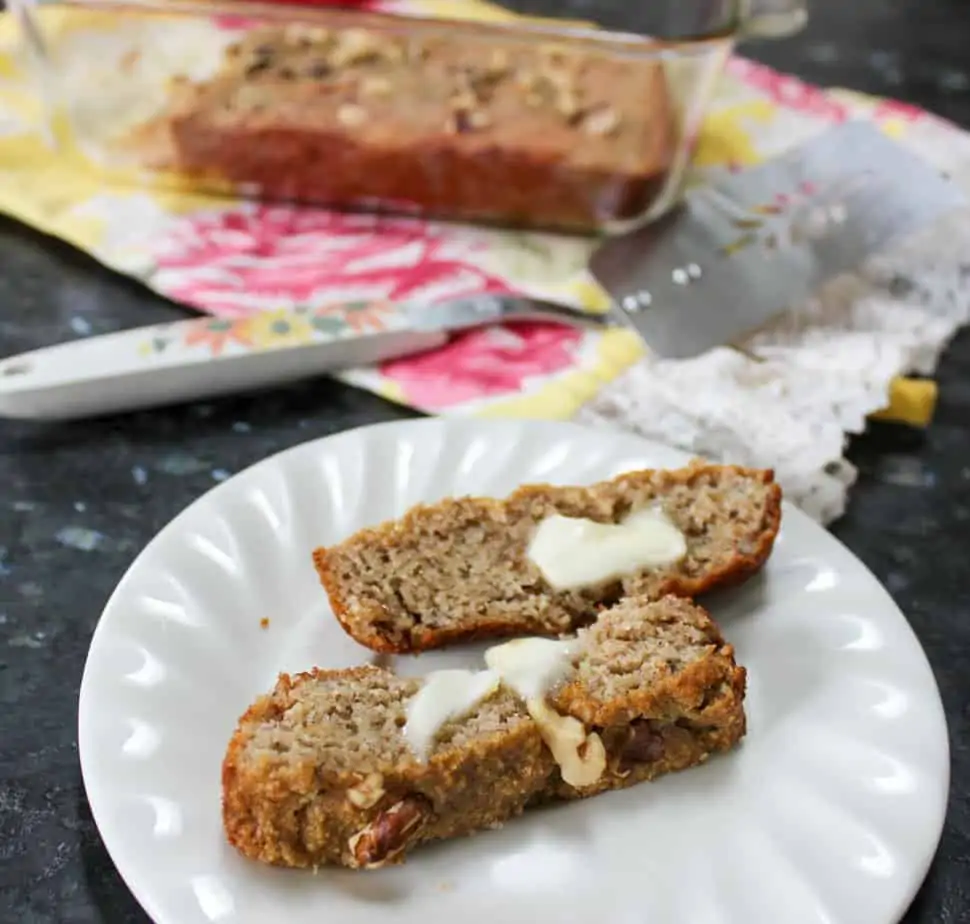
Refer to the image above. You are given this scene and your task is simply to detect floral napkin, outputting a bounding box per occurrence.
[1,0,968,523]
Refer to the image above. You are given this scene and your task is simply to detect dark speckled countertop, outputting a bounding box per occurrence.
[2,1,970,921]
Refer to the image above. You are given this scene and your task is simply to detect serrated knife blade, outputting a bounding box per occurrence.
[590,121,967,359]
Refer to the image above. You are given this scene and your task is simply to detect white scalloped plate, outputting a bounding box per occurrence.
[78,418,949,924]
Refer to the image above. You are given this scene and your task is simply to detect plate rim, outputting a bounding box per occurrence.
[77,417,951,924]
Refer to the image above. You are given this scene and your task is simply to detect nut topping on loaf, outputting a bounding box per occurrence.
[313,461,782,654]
[127,12,677,231]
[210,25,630,134]
[222,595,747,870]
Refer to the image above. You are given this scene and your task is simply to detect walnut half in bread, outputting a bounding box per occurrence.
[313,461,782,654]
[222,595,746,870]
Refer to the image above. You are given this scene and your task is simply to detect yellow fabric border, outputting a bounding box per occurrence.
[476,328,646,420]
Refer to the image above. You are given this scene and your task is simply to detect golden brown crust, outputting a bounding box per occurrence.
[222,599,746,870]
[314,461,782,654]
[554,639,746,730]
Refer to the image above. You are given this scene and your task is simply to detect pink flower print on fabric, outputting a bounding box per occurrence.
[379,322,584,410]
[151,205,510,319]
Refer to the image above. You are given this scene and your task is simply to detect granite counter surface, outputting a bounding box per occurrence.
[2,0,969,921]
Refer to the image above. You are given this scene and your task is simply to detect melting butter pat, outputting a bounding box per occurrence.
[484,636,579,701]
[404,669,500,760]
[485,636,603,786]
[405,637,601,787]
[526,507,687,591]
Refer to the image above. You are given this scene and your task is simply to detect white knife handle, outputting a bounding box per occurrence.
[0,301,446,421]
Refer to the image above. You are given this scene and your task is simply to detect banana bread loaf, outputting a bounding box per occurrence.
[138,13,677,231]
[314,461,782,654]
[222,595,746,869]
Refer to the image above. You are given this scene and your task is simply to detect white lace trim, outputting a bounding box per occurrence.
[578,206,970,524]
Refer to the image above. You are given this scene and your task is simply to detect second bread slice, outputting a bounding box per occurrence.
[314,461,781,653]
[223,595,746,870]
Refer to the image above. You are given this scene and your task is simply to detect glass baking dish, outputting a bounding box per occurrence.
[11,0,806,234]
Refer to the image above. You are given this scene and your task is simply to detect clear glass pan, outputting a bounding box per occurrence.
[11,0,806,234]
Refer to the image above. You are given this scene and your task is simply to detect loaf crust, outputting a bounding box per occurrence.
[222,596,746,869]
[134,15,677,232]
[313,461,782,654]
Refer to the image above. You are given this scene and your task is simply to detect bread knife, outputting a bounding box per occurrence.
[0,294,609,421]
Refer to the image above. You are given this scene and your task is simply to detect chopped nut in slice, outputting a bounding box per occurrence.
[555,90,581,121]
[346,772,386,809]
[382,42,406,64]
[526,698,606,788]
[233,85,269,113]
[538,44,569,68]
[284,25,330,47]
[306,61,331,79]
[542,66,573,91]
[619,720,665,768]
[446,108,490,135]
[485,48,511,77]
[337,103,368,128]
[244,56,273,78]
[582,105,621,137]
[347,795,431,868]
[360,75,393,98]
[406,41,430,63]
[330,27,385,67]
[449,88,479,112]
[461,61,506,98]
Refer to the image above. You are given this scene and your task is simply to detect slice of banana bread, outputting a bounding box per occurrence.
[313,461,781,653]
[222,595,746,870]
